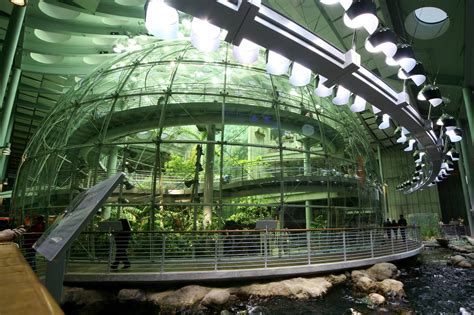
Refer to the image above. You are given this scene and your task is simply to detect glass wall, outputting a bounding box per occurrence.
[12,41,381,231]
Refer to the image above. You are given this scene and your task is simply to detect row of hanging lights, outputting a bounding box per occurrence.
[318,0,463,190]
[143,0,462,191]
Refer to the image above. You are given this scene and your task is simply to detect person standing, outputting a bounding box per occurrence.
[111,219,132,271]
[398,214,407,242]
[391,219,398,239]
[383,218,391,239]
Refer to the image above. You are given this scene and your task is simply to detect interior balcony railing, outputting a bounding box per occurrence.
[19,227,422,283]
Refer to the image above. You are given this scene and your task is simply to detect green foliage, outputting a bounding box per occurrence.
[164,154,195,177]
[310,214,327,229]
[226,198,273,226]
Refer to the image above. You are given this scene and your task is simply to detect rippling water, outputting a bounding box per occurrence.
[237,247,474,315]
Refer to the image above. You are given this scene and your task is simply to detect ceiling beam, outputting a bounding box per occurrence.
[465,0,474,88]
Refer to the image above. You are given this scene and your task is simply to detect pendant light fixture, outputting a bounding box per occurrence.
[191,17,221,53]
[10,0,27,6]
[436,113,449,126]
[386,44,416,72]
[365,27,397,57]
[371,105,381,115]
[332,85,351,105]
[343,0,379,34]
[266,50,290,75]
[396,127,409,143]
[289,62,312,87]
[314,75,334,97]
[404,139,416,152]
[413,151,425,164]
[398,62,426,86]
[417,85,443,107]
[446,148,460,161]
[445,128,463,143]
[376,113,391,129]
[441,160,454,172]
[349,95,366,112]
[145,0,179,40]
[233,39,260,64]
[441,117,463,143]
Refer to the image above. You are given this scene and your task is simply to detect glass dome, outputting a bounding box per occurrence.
[12,40,382,230]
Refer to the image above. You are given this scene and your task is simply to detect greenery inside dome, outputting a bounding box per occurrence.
[12,40,382,231]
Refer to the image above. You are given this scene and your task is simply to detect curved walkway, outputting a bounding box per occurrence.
[64,227,422,283]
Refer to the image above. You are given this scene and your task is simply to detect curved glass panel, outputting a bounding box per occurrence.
[12,41,381,230]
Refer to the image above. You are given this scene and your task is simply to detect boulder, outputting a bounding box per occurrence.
[117,289,146,302]
[451,255,466,265]
[377,279,405,298]
[351,270,369,281]
[457,260,473,268]
[450,255,473,268]
[146,291,174,306]
[368,293,385,305]
[239,277,332,299]
[353,276,377,293]
[327,274,347,285]
[158,285,211,308]
[62,287,113,305]
[366,263,400,281]
[201,289,231,308]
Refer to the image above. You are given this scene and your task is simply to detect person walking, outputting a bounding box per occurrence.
[398,214,407,242]
[111,219,132,271]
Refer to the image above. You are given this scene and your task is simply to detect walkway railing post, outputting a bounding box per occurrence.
[391,234,395,254]
[342,231,346,261]
[214,236,218,271]
[264,229,268,268]
[160,234,166,273]
[405,228,409,251]
[370,230,374,258]
[107,233,113,273]
[306,230,311,265]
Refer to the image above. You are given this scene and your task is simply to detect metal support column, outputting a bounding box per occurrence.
[457,123,474,236]
[102,146,119,219]
[462,88,474,146]
[203,125,215,228]
[0,6,26,110]
[0,68,21,181]
[377,145,388,217]
[303,139,312,229]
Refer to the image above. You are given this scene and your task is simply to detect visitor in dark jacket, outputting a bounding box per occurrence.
[398,214,407,242]
[111,219,132,270]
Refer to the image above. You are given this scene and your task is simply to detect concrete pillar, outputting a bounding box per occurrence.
[102,147,119,219]
[203,125,215,228]
[462,88,474,145]
[0,5,26,110]
[303,139,312,229]
[0,68,21,181]
[457,121,474,236]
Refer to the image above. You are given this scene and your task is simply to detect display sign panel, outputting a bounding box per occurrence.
[34,172,125,261]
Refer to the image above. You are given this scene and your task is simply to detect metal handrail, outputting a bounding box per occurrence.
[63,226,421,275]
